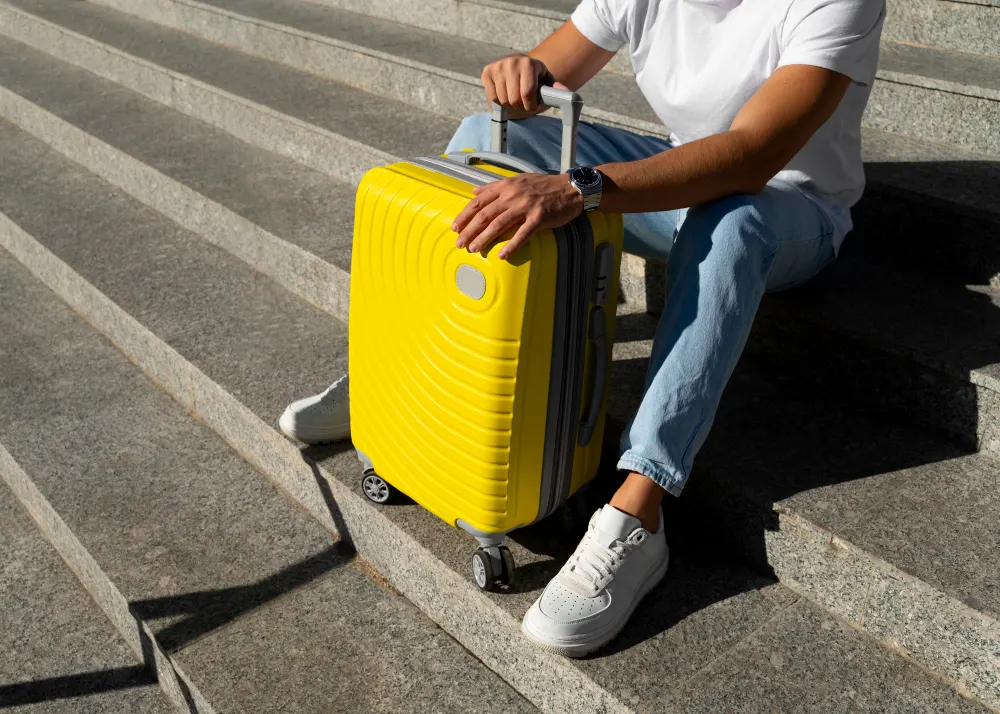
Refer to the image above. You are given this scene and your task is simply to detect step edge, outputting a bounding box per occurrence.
[0,83,352,320]
[0,442,219,714]
[299,0,636,76]
[86,0,662,134]
[3,180,1000,712]
[876,67,1000,103]
[0,210,629,714]
[766,511,1000,709]
[0,1,398,184]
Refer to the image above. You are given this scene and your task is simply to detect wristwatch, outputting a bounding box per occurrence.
[567,165,603,213]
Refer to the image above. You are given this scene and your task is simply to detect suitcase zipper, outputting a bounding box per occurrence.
[539,217,594,521]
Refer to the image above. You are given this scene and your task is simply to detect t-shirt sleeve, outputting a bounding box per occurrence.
[570,0,629,52]
[778,0,886,86]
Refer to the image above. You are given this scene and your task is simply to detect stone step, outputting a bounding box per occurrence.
[0,485,173,714]
[0,0,663,136]
[1,113,998,710]
[0,243,537,713]
[3,0,998,290]
[883,0,1000,59]
[1,32,996,458]
[294,0,635,76]
[57,0,1000,156]
[316,0,1000,66]
[871,41,1000,155]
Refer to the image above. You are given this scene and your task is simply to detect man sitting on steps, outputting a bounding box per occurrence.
[280,0,886,656]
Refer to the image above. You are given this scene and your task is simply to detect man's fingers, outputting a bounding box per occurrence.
[452,196,484,237]
[481,68,498,106]
[498,217,541,260]
[520,69,538,114]
[493,73,510,107]
[453,185,499,235]
[456,199,509,249]
[467,210,519,254]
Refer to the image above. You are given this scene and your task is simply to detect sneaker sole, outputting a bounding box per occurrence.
[520,550,670,658]
[277,414,350,444]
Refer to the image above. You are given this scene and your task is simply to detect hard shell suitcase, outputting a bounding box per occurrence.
[349,87,624,590]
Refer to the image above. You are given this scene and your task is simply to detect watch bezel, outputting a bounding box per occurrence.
[569,166,602,190]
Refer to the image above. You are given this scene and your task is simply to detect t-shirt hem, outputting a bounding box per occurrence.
[777,52,872,86]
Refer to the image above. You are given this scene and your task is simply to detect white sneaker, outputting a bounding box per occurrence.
[278,375,351,444]
[521,504,669,657]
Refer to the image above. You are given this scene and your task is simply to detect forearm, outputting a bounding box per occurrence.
[596,129,782,214]
[529,21,615,92]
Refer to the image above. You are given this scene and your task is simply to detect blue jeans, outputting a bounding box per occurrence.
[446,114,838,496]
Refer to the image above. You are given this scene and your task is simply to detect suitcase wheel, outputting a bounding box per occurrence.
[361,473,396,504]
[472,545,516,591]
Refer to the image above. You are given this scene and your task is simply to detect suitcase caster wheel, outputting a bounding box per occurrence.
[497,545,516,588]
[361,473,395,504]
[472,549,495,591]
[472,546,516,590]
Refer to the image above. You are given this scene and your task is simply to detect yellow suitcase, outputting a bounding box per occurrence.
[349,87,624,590]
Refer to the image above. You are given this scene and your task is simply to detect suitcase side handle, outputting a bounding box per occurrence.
[490,85,584,173]
[446,151,543,175]
[578,306,608,447]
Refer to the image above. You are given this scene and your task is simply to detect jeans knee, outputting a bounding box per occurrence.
[680,194,777,258]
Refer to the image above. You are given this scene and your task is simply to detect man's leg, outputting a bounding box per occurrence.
[522,181,837,656]
[618,184,837,508]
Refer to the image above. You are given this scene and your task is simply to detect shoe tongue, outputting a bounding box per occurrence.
[594,505,641,547]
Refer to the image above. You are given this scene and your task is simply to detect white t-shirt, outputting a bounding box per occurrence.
[571,0,886,248]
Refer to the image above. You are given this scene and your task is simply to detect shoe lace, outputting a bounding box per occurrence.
[560,524,634,595]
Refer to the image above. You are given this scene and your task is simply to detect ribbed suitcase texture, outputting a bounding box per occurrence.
[349,157,623,539]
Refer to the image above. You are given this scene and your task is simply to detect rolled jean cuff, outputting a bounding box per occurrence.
[616,453,688,497]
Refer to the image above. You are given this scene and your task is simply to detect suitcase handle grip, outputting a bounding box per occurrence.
[578,306,608,447]
[490,85,583,173]
[446,151,543,175]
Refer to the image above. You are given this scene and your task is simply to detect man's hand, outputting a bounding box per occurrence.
[482,54,554,117]
[452,173,584,260]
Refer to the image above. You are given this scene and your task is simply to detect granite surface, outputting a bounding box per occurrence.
[867,66,1000,156]
[176,562,537,713]
[0,235,348,654]
[0,118,349,423]
[11,0,660,132]
[667,599,991,714]
[0,486,172,714]
[298,0,635,75]
[879,41,1000,95]
[0,245,537,714]
[0,0,455,181]
[0,38,357,272]
[883,0,1000,59]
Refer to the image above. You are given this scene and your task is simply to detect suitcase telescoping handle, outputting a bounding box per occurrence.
[490,85,584,173]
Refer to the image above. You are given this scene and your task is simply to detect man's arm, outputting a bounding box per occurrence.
[482,21,615,116]
[454,63,853,258]
[597,65,853,212]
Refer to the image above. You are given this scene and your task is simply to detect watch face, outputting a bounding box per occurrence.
[571,166,602,190]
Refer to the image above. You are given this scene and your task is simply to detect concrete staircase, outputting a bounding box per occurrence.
[0,0,997,711]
